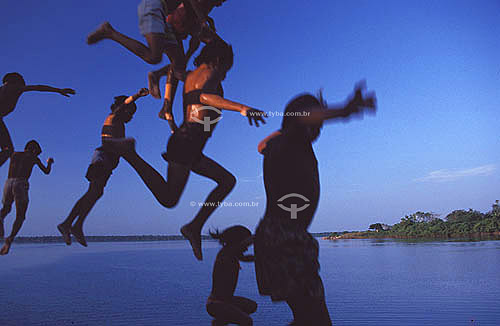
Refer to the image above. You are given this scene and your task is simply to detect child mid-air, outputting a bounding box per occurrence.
[0,72,75,167]
[207,225,257,326]
[57,88,149,247]
[0,140,54,255]
[150,1,225,133]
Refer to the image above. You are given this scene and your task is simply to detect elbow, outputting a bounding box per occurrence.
[199,93,210,105]
[200,93,219,107]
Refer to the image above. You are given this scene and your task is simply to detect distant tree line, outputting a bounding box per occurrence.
[365,200,500,238]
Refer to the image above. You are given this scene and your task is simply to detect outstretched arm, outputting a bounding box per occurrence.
[113,88,150,115]
[300,82,376,125]
[23,85,75,97]
[124,88,149,105]
[200,94,267,127]
[36,157,54,175]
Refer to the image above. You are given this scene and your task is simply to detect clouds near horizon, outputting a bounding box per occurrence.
[416,164,497,183]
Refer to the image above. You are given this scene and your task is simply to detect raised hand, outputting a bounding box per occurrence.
[137,88,149,97]
[347,81,377,115]
[59,88,76,97]
[245,108,267,127]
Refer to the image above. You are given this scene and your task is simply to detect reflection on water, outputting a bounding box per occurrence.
[1,239,499,325]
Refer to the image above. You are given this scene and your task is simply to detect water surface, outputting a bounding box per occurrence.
[1,239,499,325]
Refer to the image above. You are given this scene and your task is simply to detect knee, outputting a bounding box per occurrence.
[14,213,26,222]
[218,173,236,194]
[1,146,13,156]
[241,317,253,326]
[161,197,178,209]
[248,301,257,314]
[145,53,163,65]
[1,204,12,216]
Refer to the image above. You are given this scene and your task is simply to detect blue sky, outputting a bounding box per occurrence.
[1,0,499,236]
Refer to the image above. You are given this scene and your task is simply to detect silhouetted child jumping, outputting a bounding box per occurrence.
[0,140,53,255]
[0,72,75,167]
[148,0,227,97]
[57,88,149,247]
[255,82,376,325]
[121,41,265,261]
[150,0,226,132]
[207,225,257,326]
[86,1,220,95]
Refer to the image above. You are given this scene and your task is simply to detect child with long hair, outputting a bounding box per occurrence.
[207,225,257,326]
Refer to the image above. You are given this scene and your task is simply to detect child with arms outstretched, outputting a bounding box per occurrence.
[57,88,149,247]
[0,72,75,167]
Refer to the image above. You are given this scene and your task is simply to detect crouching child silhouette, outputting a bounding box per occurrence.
[0,140,53,255]
[207,225,257,326]
[57,88,149,247]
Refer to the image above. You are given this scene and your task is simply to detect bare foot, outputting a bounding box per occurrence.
[148,71,161,99]
[181,224,202,261]
[87,22,114,45]
[57,223,71,245]
[70,226,88,247]
[158,101,172,121]
[0,238,12,255]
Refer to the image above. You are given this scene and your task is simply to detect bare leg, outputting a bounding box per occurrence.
[149,40,186,99]
[0,201,28,255]
[87,22,165,65]
[158,66,180,134]
[231,296,258,315]
[0,203,12,238]
[0,237,12,255]
[148,65,170,99]
[286,296,332,326]
[207,300,253,326]
[181,155,236,260]
[0,119,14,167]
[58,181,105,246]
[157,43,187,123]
[122,150,190,208]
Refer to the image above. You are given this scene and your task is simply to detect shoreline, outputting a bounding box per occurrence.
[12,232,333,244]
[323,231,500,241]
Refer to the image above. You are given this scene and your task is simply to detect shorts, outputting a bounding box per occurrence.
[85,147,119,184]
[254,216,325,302]
[163,122,210,166]
[2,178,29,206]
[138,0,178,45]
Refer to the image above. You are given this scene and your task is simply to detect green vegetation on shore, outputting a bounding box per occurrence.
[328,200,500,240]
